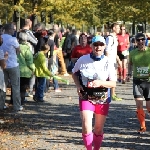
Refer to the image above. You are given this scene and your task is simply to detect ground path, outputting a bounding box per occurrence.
[0,76,150,150]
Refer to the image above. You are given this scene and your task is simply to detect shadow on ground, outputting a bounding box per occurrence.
[0,80,150,149]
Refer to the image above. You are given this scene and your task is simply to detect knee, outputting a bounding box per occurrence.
[146,103,150,113]
[135,100,143,109]
[94,126,103,135]
[82,120,92,134]
[137,105,143,110]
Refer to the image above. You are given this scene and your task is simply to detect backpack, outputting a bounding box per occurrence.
[105,35,114,46]
[104,35,115,55]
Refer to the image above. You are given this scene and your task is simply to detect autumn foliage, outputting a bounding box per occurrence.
[0,0,149,28]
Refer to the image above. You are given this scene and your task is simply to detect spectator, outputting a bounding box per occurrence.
[33,44,53,102]
[1,23,23,111]
[0,34,7,110]
[71,33,92,63]
[17,32,35,105]
[34,25,47,53]
[21,19,38,97]
[46,29,61,92]
[22,19,38,54]
[53,24,69,76]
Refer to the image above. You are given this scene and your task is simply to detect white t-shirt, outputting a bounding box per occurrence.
[72,54,117,86]
[0,49,6,92]
[1,34,19,68]
[105,34,118,63]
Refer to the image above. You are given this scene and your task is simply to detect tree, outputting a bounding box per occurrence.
[0,0,150,31]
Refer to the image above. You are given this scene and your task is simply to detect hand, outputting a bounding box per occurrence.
[4,52,8,60]
[76,85,84,98]
[62,51,67,56]
[91,80,103,88]
[119,42,124,45]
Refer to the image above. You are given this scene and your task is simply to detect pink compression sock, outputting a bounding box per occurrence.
[93,133,104,150]
[82,132,93,150]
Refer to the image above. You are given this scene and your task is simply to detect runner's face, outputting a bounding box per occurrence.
[120,27,126,34]
[136,38,145,50]
[115,25,120,34]
[92,41,105,56]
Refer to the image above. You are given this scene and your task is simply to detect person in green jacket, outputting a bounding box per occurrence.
[17,32,35,105]
[34,44,53,102]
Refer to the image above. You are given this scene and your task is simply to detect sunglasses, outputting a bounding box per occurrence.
[136,38,145,42]
[93,41,105,46]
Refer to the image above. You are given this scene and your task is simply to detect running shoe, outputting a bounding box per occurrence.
[33,96,44,102]
[122,79,126,84]
[63,73,70,76]
[112,95,122,101]
[3,105,8,110]
[55,89,62,92]
[117,78,122,83]
[137,127,146,134]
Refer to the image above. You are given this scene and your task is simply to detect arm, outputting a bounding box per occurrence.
[91,80,116,88]
[72,58,84,97]
[72,73,81,87]
[71,47,78,63]
[26,31,38,46]
[128,58,133,76]
[91,61,117,88]
[126,35,130,49]
[71,58,78,63]
[12,37,21,54]
[72,73,84,97]
[105,36,114,57]
[0,59,6,69]
[40,54,53,77]
[16,47,21,54]
[0,50,6,69]
[25,47,35,73]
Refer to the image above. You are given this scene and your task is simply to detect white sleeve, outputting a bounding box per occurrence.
[12,37,19,48]
[0,49,4,60]
[108,62,117,81]
[105,36,114,52]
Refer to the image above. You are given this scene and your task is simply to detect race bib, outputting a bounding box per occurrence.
[136,67,149,77]
[122,50,129,56]
[87,80,108,104]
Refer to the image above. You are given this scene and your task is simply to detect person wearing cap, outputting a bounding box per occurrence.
[72,35,116,150]
[128,33,150,134]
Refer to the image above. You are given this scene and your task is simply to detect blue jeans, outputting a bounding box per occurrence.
[53,78,59,90]
[35,77,46,101]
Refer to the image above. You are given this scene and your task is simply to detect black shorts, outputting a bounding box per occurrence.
[133,78,150,101]
[117,51,127,60]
